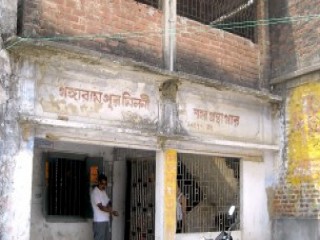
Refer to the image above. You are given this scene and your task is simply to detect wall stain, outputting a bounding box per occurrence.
[287,82,320,186]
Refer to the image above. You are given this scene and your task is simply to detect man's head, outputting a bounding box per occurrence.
[98,174,108,190]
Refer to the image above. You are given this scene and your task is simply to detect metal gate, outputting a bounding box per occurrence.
[125,158,155,240]
[177,154,240,233]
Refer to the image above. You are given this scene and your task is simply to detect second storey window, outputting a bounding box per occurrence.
[177,0,257,42]
[135,0,257,42]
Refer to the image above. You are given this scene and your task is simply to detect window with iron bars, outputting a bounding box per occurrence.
[135,0,257,42]
[46,157,86,217]
[177,153,240,233]
[44,152,104,219]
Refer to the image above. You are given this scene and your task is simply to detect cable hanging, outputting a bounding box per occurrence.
[4,14,320,50]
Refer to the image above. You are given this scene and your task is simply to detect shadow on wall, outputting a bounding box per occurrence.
[18,0,262,89]
[272,219,320,240]
[268,0,298,78]
[272,83,320,239]
[176,46,259,89]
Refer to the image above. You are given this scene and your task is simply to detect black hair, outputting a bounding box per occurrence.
[98,174,107,182]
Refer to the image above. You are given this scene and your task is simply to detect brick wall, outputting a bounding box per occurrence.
[21,0,264,89]
[176,18,260,88]
[269,0,320,78]
[273,82,320,218]
[22,0,164,67]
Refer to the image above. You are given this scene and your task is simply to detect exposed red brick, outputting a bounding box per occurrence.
[22,0,265,87]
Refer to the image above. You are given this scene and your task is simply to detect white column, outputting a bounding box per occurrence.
[163,0,177,71]
[3,125,34,240]
[155,150,165,240]
[241,157,271,240]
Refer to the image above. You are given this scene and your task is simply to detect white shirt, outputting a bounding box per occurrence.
[177,192,183,221]
[91,186,110,222]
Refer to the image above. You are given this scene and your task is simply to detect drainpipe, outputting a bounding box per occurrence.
[163,0,176,71]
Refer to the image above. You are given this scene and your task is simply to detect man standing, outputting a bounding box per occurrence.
[91,174,118,240]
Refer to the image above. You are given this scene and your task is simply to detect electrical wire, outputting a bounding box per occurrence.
[211,14,320,29]
[4,14,320,50]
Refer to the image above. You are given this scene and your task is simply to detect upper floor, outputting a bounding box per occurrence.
[2,0,320,90]
[269,0,320,80]
[16,0,268,90]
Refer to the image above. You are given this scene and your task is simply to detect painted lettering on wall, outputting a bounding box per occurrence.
[59,86,150,110]
[193,108,240,127]
[287,83,320,186]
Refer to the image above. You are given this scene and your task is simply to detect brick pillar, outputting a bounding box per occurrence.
[257,0,270,90]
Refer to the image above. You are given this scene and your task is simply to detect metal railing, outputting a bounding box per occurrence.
[135,0,257,41]
[177,154,240,233]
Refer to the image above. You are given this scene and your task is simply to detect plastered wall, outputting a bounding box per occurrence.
[30,141,122,240]
[274,82,320,218]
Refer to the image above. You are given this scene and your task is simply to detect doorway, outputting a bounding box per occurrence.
[123,155,156,240]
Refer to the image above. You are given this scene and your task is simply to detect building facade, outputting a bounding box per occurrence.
[5,0,318,239]
[269,0,320,239]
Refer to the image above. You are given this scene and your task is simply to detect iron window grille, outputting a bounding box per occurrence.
[177,154,240,233]
[44,153,103,219]
[135,0,257,42]
[46,157,86,217]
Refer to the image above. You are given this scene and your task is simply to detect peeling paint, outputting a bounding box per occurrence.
[36,76,159,128]
[164,149,177,239]
[287,82,320,186]
[21,124,32,141]
[266,187,275,217]
[1,29,33,239]
[45,133,60,141]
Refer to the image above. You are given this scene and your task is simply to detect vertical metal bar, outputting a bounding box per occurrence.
[132,161,136,239]
[74,160,77,215]
[48,160,53,215]
[60,158,64,215]
[58,158,61,215]
[69,160,77,214]
[71,159,75,215]
[64,159,67,215]
[73,160,81,216]
[55,159,58,215]
[77,160,80,216]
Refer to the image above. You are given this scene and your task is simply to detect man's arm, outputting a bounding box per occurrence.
[97,203,119,216]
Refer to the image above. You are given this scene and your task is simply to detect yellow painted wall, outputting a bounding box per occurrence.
[287,83,320,185]
[164,149,177,240]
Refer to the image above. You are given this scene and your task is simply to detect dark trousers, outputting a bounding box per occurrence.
[176,220,183,233]
[93,221,110,240]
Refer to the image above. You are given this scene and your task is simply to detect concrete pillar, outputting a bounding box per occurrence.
[257,0,271,89]
[155,149,177,240]
[2,124,35,240]
[1,35,35,238]
[163,0,177,71]
[0,0,18,35]
[241,158,271,240]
